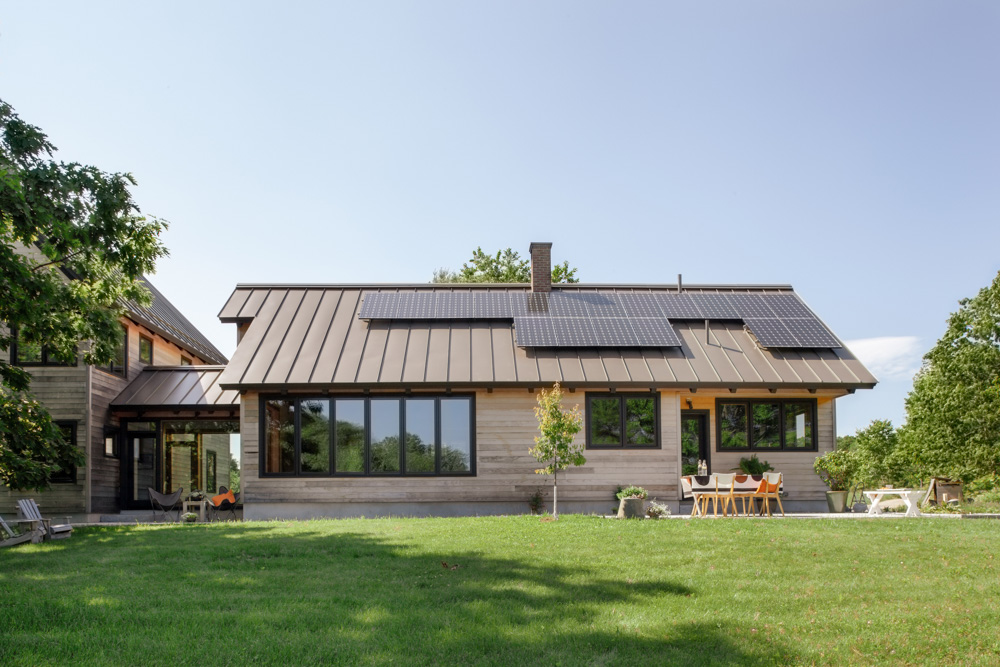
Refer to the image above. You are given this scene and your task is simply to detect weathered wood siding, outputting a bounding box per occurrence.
[684,390,839,501]
[242,388,680,507]
[0,338,88,514]
[241,387,843,509]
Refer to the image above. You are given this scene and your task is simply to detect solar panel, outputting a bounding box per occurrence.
[472,292,512,318]
[394,293,436,319]
[630,318,684,347]
[591,317,639,346]
[743,318,800,348]
[551,317,597,346]
[687,293,741,318]
[583,292,628,317]
[781,318,841,348]
[617,293,662,318]
[725,293,774,318]
[759,293,812,318]
[547,293,590,317]
[656,293,703,319]
[514,317,557,346]
[359,292,398,319]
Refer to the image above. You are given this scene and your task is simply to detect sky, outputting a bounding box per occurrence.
[2,2,998,435]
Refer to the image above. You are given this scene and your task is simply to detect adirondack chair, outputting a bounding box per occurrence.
[0,514,39,547]
[17,499,73,540]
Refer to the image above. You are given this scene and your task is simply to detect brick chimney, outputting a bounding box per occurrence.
[529,242,552,292]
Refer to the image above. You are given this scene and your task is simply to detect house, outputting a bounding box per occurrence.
[1,243,231,518]
[5,241,877,520]
[209,242,876,518]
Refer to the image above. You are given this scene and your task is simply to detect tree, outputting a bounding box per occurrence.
[1,99,168,490]
[433,247,579,284]
[896,271,1000,483]
[528,383,585,518]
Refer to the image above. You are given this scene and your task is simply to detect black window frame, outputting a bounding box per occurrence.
[259,394,477,478]
[10,328,78,367]
[138,334,153,365]
[715,398,818,453]
[51,421,78,484]
[585,392,661,449]
[100,324,128,378]
[104,427,120,458]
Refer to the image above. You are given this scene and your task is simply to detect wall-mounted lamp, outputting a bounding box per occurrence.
[685,398,693,409]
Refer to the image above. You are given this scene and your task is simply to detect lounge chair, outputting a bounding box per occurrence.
[149,487,183,523]
[16,499,73,540]
[1,514,39,547]
[207,486,240,522]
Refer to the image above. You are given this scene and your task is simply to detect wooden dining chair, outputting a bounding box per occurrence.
[752,472,784,517]
[713,473,736,517]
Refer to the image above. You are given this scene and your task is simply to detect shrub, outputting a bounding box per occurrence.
[736,454,773,475]
[616,485,648,500]
[527,489,544,514]
[646,499,670,518]
[813,448,853,492]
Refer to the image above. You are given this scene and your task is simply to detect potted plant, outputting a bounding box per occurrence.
[616,485,648,519]
[182,512,198,523]
[813,449,852,512]
[734,454,774,475]
[645,498,671,519]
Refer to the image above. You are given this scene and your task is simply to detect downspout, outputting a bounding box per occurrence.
[85,363,93,515]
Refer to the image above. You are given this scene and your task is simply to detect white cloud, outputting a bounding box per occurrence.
[843,336,924,382]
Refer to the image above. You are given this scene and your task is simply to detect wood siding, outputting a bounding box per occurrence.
[241,388,838,509]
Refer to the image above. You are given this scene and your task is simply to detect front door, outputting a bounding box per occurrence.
[681,411,709,475]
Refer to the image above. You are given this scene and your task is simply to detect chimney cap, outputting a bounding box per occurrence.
[529,242,552,252]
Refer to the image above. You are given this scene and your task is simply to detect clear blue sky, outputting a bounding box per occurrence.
[3,2,998,435]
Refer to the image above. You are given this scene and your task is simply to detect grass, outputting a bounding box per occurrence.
[2,516,999,666]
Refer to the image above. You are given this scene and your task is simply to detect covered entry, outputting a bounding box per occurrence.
[111,367,241,510]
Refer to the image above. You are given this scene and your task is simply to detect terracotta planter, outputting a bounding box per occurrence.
[617,497,645,519]
[825,490,848,513]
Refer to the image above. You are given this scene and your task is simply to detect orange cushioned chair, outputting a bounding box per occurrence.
[207,486,240,522]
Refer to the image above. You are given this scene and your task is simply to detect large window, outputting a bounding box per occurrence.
[586,393,659,449]
[716,399,816,452]
[262,395,474,477]
[10,329,77,367]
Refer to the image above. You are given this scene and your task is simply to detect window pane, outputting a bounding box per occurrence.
[440,398,471,472]
[590,398,621,446]
[264,400,295,473]
[751,403,781,449]
[17,339,42,363]
[127,421,157,432]
[625,398,656,446]
[180,356,192,366]
[681,417,701,475]
[335,400,365,473]
[139,336,152,364]
[719,403,748,449]
[300,399,331,473]
[784,402,813,449]
[370,399,400,473]
[51,423,76,483]
[405,400,436,473]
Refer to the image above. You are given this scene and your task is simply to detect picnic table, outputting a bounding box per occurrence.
[863,488,924,517]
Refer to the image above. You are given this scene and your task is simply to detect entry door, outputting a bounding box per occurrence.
[127,434,158,509]
[680,411,709,475]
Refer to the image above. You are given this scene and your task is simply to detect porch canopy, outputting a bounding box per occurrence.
[111,366,240,414]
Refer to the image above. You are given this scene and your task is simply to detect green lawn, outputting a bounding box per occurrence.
[2,516,999,666]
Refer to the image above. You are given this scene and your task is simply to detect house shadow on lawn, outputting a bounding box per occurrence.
[1,523,800,666]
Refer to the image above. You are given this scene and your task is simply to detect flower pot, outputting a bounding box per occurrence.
[617,497,645,519]
[825,490,848,513]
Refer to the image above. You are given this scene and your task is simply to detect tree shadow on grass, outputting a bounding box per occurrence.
[0,523,800,666]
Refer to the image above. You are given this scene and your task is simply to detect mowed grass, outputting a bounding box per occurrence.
[2,516,999,666]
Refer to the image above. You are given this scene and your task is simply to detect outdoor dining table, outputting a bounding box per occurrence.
[681,475,782,517]
[863,488,924,517]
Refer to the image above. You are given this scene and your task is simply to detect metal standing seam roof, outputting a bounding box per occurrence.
[111,366,240,410]
[123,277,229,365]
[215,284,878,391]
